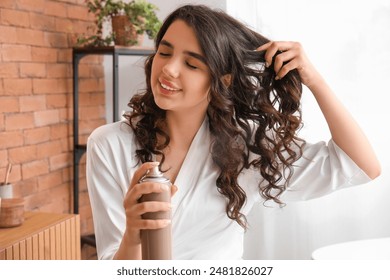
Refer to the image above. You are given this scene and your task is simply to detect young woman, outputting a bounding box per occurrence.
[86,5,381,260]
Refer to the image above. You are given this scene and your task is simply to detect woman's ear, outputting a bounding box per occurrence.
[221,74,232,88]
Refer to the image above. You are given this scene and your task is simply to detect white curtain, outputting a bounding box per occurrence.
[225,0,390,259]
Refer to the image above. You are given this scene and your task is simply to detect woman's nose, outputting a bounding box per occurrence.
[162,59,180,79]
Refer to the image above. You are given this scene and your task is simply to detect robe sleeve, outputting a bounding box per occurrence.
[281,139,372,201]
[86,126,128,260]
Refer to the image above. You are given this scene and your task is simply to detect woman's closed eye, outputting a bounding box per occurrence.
[158,52,171,57]
[186,61,198,69]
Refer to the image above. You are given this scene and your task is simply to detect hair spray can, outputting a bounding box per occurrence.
[138,166,172,260]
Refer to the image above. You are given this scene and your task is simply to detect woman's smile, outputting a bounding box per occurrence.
[158,78,182,95]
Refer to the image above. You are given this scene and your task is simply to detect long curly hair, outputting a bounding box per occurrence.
[126,5,305,228]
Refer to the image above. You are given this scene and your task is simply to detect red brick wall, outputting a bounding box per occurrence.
[0,0,105,258]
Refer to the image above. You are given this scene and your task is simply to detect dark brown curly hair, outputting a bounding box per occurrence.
[126,5,305,228]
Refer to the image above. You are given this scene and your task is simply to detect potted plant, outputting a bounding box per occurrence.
[77,0,161,47]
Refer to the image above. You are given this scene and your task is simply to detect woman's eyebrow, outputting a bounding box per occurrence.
[160,39,206,64]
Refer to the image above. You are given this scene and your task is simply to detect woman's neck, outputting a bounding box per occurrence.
[165,110,206,148]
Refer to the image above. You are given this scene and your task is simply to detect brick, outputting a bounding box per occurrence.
[46,94,67,109]
[0,113,4,132]
[1,44,32,62]
[44,31,68,48]
[20,63,47,78]
[24,126,50,145]
[78,78,100,93]
[38,169,63,191]
[50,183,70,202]
[0,62,19,78]
[37,140,62,158]
[0,150,8,168]
[13,178,38,197]
[79,119,105,134]
[89,64,105,78]
[3,78,32,95]
[79,191,91,208]
[80,105,105,120]
[0,164,21,183]
[16,27,45,46]
[3,79,32,95]
[34,109,60,126]
[31,46,57,62]
[0,131,24,149]
[45,2,67,18]
[29,13,56,31]
[20,95,46,112]
[60,136,72,152]
[33,78,68,94]
[67,5,91,21]
[9,145,37,164]
[1,9,30,27]
[0,97,19,112]
[55,18,74,33]
[24,190,51,211]
[0,25,17,43]
[62,166,72,182]
[46,63,71,78]
[79,92,105,106]
[80,55,102,64]
[50,123,69,140]
[50,152,71,171]
[22,159,49,180]
[59,107,72,123]
[57,48,72,63]
[5,112,35,130]
[78,64,93,78]
[17,0,45,13]
[73,19,94,33]
[0,0,16,8]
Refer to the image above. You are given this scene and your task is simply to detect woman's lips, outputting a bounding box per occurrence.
[158,79,182,95]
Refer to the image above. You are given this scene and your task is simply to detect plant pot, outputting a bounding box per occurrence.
[112,15,143,46]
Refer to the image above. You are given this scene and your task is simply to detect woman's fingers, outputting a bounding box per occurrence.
[129,161,160,188]
[125,181,170,205]
[129,219,171,230]
[257,41,317,85]
[126,201,171,230]
[257,41,295,67]
[132,201,172,215]
[273,49,298,78]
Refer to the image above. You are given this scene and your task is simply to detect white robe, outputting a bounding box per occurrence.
[86,118,371,260]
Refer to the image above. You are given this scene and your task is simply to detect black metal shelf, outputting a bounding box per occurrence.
[72,46,154,248]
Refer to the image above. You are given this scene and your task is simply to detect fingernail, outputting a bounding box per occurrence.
[163,220,171,226]
[265,62,270,68]
[160,184,170,191]
[275,76,280,80]
[150,161,160,166]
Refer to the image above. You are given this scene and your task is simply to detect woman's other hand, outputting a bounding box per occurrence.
[257,41,322,89]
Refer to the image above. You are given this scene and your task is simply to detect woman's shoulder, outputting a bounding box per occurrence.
[88,120,134,147]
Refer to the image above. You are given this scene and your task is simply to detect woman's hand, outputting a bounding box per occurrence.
[257,41,322,89]
[122,162,177,246]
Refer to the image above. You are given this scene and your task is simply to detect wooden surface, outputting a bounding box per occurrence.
[0,212,80,260]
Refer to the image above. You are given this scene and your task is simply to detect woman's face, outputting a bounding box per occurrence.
[151,20,211,116]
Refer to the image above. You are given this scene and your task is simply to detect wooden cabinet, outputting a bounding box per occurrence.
[0,212,80,260]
